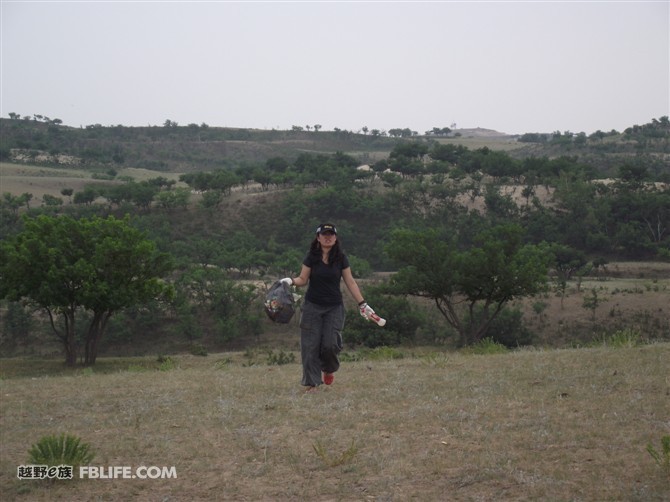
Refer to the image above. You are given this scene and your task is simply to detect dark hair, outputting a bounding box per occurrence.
[309,236,344,265]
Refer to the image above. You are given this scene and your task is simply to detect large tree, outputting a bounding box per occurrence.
[0,214,174,365]
[386,224,550,346]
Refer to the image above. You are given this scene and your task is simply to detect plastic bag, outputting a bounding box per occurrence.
[264,280,296,324]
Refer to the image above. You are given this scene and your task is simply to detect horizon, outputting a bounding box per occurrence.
[4,113,663,137]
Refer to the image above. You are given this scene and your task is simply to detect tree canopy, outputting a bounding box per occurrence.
[386,224,551,346]
[0,214,174,365]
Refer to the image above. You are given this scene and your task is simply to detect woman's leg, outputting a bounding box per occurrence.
[320,303,344,375]
[299,301,324,387]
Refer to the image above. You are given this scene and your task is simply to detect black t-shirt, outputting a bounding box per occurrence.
[303,252,350,306]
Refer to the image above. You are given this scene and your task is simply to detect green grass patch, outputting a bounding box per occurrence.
[460,337,508,355]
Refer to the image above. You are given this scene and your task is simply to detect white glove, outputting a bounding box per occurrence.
[280,277,293,286]
[359,302,375,319]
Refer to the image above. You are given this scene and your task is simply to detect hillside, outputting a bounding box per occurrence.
[2,116,667,176]
[0,120,402,172]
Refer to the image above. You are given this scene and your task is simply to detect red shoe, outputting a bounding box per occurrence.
[323,372,334,385]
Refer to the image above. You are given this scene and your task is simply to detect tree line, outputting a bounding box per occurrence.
[3,137,667,263]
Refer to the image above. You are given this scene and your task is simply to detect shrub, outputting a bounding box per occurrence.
[28,433,94,469]
[479,306,534,348]
[344,287,423,348]
[189,343,208,356]
[157,355,176,371]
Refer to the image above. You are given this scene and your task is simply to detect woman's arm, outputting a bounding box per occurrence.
[291,264,311,288]
[342,267,365,305]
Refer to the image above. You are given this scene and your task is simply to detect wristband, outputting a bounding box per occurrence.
[358,300,366,306]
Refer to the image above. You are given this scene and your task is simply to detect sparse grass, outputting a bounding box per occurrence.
[1,344,668,500]
[461,337,508,355]
[312,438,358,468]
[595,328,643,348]
[516,266,670,347]
[340,346,405,362]
[0,356,182,379]
[646,435,670,477]
[265,349,296,366]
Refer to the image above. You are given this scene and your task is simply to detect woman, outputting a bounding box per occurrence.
[281,223,378,392]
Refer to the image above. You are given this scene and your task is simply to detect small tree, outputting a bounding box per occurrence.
[549,244,588,308]
[0,215,174,365]
[42,194,63,207]
[60,188,74,203]
[582,288,602,322]
[386,225,550,346]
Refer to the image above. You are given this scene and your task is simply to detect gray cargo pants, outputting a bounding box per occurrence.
[299,300,344,387]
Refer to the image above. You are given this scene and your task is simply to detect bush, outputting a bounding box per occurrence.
[27,433,94,470]
[480,307,534,348]
[157,355,176,371]
[1,301,34,348]
[189,343,208,356]
[344,286,423,348]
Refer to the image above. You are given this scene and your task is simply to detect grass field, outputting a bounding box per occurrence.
[0,163,185,203]
[1,344,668,501]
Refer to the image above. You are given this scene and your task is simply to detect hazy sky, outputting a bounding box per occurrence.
[1,1,668,135]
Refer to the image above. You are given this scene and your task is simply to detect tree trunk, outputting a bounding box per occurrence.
[64,341,77,366]
[48,309,78,366]
[84,311,112,365]
[66,311,79,365]
[84,313,100,366]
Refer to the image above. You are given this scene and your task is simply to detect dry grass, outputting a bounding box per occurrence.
[1,344,668,501]
[431,135,525,152]
[0,163,184,203]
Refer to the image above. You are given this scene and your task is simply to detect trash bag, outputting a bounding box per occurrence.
[264,280,296,324]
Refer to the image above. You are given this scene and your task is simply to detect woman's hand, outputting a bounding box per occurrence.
[359,302,375,319]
